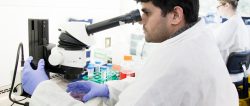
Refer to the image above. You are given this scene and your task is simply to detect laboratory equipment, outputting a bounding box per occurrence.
[100,66,107,80]
[9,43,30,106]
[94,61,102,73]
[9,9,141,105]
[106,63,113,74]
[87,64,94,79]
[120,55,135,80]
[226,50,250,99]
[48,9,141,80]
[28,19,60,76]
[119,71,135,80]
[82,63,118,84]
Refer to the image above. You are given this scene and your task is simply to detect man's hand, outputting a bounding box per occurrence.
[22,56,49,95]
[66,81,109,102]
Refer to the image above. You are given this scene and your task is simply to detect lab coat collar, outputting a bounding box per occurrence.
[159,18,205,47]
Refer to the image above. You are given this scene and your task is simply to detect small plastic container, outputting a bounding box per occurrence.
[119,70,135,80]
[87,64,94,79]
[95,61,102,73]
[120,55,135,80]
[106,63,113,72]
[100,66,107,80]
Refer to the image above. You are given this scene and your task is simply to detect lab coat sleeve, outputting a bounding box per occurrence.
[214,21,237,50]
[103,77,135,106]
[30,80,104,106]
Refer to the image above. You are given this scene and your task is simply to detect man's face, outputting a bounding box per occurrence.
[140,2,171,43]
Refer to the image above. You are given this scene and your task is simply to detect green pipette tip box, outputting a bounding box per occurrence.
[82,71,119,84]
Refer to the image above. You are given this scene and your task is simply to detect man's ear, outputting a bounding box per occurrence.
[171,6,184,25]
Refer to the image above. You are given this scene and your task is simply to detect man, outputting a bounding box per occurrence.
[22,0,238,106]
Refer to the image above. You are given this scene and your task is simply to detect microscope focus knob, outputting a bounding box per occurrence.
[49,50,63,66]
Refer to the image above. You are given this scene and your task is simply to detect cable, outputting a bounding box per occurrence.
[13,83,21,93]
[9,43,29,106]
[11,97,28,106]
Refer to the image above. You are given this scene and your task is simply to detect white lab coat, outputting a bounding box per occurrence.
[213,14,250,63]
[30,20,238,106]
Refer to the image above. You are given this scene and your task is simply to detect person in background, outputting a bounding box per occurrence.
[214,0,250,62]
[22,0,238,106]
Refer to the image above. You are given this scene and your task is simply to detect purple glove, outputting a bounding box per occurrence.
[22,56,49,95]
[66,81,109,102]
[70,92,85,101]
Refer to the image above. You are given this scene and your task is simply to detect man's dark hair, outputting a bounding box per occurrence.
[135,0,199,23]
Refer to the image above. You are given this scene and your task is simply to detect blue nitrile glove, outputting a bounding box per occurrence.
[66,81,109,102]
[22,56,49,95]
[70,92,85,101]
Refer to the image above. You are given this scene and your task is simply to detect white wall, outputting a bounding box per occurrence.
[0,0,140,86]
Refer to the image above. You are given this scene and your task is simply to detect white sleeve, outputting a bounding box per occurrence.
[104,77,135,106]
[30,80,104,106]
[214,21,236,50]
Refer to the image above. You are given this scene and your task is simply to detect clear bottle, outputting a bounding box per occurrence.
[87,63,94,79]
[106,63,113,80]
[95,61,102,73]
[106,63,113,72]
[100,66,107,80]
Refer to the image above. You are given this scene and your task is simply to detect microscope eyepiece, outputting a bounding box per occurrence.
[86,9,142,34]
[122,9,142,23]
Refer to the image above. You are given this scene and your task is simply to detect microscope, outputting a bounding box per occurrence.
[31,9,141,80]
